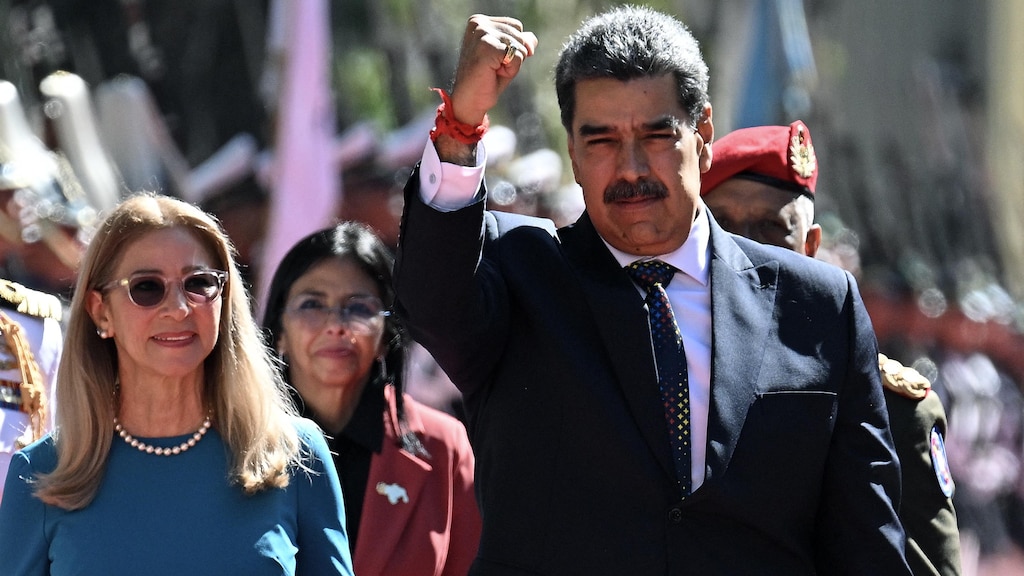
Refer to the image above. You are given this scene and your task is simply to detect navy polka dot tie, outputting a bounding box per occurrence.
[627,260,691,495]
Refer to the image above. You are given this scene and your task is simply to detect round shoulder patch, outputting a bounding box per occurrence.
[930,426,955,498]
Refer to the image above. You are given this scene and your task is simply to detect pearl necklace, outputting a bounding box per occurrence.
[113,413,213,456]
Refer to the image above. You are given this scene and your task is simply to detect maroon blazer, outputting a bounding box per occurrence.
[353,386,482,576]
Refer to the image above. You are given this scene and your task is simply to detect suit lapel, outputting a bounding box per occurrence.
[705,222,779,481]
[559,213,677,482]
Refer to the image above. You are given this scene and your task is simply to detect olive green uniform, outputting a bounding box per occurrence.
[881,354,962,576]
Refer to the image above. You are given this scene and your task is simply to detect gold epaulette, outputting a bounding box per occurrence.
[879,353,930,400]
[0,279,63,322]
[0,310,48,447]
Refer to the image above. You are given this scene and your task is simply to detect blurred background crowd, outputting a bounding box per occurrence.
[1,1,1023,574]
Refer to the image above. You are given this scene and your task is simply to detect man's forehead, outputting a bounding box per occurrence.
[571,75,689,130]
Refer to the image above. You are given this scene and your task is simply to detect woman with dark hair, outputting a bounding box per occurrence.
[262,221,481,576]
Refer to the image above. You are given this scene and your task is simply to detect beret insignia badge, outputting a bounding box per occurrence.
[789,125,817,179]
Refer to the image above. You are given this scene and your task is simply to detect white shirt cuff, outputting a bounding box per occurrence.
[418,139,487,211]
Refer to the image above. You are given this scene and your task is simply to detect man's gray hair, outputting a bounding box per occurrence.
[554,5,710,131]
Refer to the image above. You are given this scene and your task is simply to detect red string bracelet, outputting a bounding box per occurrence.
[429,88,489,144]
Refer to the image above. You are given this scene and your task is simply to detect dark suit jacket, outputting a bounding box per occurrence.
[394,176,911,575]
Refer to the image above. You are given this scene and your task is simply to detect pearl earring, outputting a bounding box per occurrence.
[97,328,108,339]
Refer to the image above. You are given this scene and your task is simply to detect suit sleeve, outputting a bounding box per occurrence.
[294,419,355,576]
[0,452,50,576]
[814,272,913,575]
[393,167,510,397]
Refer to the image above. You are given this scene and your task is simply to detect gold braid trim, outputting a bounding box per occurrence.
[0,279,63,322]
[0,311,48,448]
[879,353,931,400]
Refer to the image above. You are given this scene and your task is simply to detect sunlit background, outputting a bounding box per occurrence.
[2,1,1023,573]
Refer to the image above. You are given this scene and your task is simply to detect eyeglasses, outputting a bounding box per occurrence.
[283,295,389,334]
[100,269,228,308]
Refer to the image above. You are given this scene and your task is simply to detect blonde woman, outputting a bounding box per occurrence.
[0,194,353,575]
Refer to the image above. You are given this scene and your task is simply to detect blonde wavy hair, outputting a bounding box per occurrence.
[36,193,301,510]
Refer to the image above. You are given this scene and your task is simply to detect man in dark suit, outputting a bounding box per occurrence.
[393,6,912,575]
[701,120,962,576]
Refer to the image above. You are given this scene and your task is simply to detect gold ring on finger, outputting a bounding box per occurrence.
[501,39,518,66]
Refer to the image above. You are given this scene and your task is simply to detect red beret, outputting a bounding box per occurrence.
[700,120,818,197]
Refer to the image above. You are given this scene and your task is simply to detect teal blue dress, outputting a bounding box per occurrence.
[0,418,353,575]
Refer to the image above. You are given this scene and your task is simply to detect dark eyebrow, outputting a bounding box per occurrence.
[577,115,683,137]
[291,289,378,301]
[644,116,684,131]
[129,265,212,276]
[577,124,613,137]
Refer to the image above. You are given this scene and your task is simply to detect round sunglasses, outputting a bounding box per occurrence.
[99,269,228,308]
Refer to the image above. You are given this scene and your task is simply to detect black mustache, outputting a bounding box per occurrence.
[603,179,669,203]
